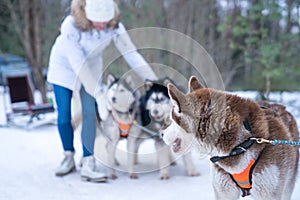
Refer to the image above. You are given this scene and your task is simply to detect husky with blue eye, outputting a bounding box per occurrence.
[139,78,199,179]
[162,75,299,199]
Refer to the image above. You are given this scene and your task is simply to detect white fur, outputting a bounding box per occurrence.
[107,83,135,113]
[162,122,195,155]
[251,165,280,199]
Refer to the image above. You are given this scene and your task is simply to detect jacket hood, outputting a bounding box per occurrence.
[71,0,120,32]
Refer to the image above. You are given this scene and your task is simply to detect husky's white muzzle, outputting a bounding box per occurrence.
[162,122,195,154]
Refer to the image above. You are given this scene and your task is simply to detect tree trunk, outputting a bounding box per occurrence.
[265,75,271,100]
[286,0,293,34]
[7,0,47,103]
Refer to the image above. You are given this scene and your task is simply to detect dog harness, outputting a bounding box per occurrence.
[113,116,132,138]
[210,119,262,197]
[230,159,259,197]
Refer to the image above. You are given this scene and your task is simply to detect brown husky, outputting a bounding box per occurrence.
[162,76,299,200]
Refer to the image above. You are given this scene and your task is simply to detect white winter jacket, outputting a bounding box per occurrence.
[47,15,157,96]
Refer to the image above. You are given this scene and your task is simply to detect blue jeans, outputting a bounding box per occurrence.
[53,85,96,157]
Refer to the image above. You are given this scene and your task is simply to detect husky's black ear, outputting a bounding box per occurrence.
[107,73,116,86]
[167,83,185,113]
[189,76,204,93]
[144,79,153,91]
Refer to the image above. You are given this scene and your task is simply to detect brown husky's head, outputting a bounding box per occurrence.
[162,76,246,157]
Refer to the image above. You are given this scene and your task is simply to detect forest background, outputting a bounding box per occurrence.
[0,0,299,102]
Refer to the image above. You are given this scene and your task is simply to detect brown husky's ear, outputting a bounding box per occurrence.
[189,76,204,93]
[107,73,116,86]
[167,83,185,113]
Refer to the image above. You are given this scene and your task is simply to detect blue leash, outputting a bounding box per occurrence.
[132,120,159,137]
[272,139,300,145]
[251,137,300,146]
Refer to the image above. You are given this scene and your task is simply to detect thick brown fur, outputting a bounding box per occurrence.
[163,76,299,200]
[258,101,299,141]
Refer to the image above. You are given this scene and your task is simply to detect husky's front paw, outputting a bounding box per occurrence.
[129,173,138,179]
[110,174,118,180]
[160,172,170,180]
[187,169,199,177]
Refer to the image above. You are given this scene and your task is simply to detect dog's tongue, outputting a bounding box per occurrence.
[172,138,181,153]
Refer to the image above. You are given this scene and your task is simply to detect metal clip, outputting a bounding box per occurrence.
[255,138,274,144]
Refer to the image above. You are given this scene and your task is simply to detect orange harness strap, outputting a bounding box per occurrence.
[113,117,132,138]
[230,159,256,197]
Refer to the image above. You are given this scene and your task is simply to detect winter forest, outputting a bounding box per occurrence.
[0,0,300,101]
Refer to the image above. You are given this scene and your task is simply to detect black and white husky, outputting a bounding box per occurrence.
[139,79,199,179]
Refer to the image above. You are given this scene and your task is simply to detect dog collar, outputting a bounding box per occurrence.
[210,138,255,163]
[210,119,254,163]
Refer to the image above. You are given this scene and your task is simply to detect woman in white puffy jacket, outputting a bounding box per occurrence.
[47,0,157,182]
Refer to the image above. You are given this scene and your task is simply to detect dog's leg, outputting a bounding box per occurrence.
[169,151,177,166]
[281,176,297,200]
[133,137,144,165]
[127,135,138,179]
[114,157,120,166]
[182,151,199,176]
[105,131,120,180]
[281,156,298,200]
[284,176,298,199]
[155,139,171,180]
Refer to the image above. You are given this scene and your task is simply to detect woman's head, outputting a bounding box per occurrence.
[71,0,120,31]
[85,0,114,23]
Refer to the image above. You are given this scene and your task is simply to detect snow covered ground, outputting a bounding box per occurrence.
[0,91,299,200]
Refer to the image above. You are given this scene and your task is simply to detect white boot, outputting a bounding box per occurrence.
[55,151,76,176]
[81,156,107,182]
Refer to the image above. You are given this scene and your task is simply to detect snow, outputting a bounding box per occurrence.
[0,91,300,200]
